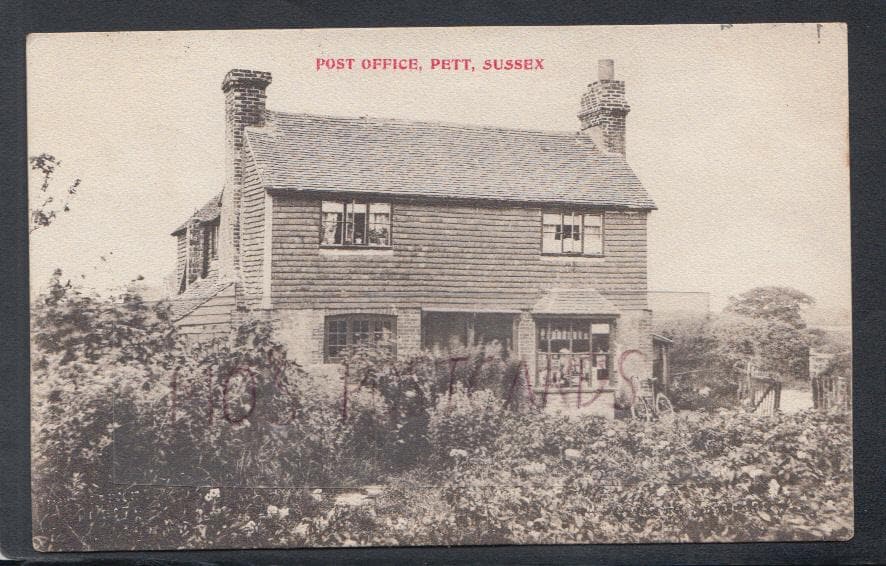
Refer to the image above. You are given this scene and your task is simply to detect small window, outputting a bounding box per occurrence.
[324,314,396,361]
[542,212,604,256]
[322,200,391,247]
[536,319,612,386]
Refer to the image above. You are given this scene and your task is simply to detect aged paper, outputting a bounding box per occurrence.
[29,25,851,550]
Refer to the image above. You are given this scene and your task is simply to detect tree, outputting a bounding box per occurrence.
[653,315,718,375]
[30,153,82,234]
[713,314,809,381]
[724,286,814,329]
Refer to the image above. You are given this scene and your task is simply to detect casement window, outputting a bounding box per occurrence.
[541,212,604,255]
[321,200,392,247]
[324,314,396,361]
[536,319,612,386]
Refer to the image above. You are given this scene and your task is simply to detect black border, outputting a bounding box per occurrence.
[2,1,884,563]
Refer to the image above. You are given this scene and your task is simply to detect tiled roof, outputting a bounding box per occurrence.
[244,111,656,209]
[169,275,233,320]
[172,191,223,235]
[532,287,620,315]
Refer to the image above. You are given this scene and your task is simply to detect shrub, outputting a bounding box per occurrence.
[31,276,852,550]
[428,387,504,464]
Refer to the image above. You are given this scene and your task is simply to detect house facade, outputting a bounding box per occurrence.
[171,61,661,416]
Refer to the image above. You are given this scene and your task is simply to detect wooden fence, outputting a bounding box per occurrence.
[812,375,851,413]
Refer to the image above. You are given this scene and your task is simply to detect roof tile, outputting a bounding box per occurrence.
[172,191,223,234]
[244,111,656,209]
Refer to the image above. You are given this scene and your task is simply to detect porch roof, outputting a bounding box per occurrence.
[531,288,619,316]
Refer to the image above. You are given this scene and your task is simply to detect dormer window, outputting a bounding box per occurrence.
[321,200,391,247]
[542,211,604,256]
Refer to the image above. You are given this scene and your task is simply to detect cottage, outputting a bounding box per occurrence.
[170,61,661,417]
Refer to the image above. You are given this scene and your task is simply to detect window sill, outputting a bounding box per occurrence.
[319,246,394,256]
[540,254,605,263]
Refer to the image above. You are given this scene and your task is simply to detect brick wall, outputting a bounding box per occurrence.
[577,60,630,156]
[185,218,205,285]
[219,69,272,278]
[396,308,422,358]
[611,308,653,386]
[516,311,537,380]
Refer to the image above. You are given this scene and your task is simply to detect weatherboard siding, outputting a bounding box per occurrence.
[239,152,266,308]
[269,193,648,312]
[176,283,237,337]
[175,233,187,291]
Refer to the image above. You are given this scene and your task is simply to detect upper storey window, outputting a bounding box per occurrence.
[542,212,604,256]
[321,200,391,247]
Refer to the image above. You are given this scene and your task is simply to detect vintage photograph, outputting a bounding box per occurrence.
[28,25,851,550]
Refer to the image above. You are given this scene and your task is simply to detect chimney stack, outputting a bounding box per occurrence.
[578,59,630,156]
[219,69,272,276]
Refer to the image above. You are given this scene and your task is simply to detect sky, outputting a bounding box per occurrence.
[27,24,850,311]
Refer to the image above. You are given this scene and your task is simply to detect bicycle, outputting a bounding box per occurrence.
[630,375,675,421]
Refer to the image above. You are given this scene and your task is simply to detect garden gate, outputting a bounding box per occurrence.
[747,377,782,416]
[737,363,782,416]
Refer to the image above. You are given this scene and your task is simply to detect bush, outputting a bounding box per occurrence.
[428,387,504,463]
[31,277,852,550]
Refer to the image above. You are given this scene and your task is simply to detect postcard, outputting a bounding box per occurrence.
[28,24,851,550]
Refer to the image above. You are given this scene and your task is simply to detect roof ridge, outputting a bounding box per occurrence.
[260,109,593,141]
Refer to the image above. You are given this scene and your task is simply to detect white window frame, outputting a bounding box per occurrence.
[321,200,392,248]
[541,211,604,256]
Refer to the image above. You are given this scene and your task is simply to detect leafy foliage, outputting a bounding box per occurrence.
[31,282,852,550]
[724,286,815,329]
[29,153,82,234]
[655,283,847,409]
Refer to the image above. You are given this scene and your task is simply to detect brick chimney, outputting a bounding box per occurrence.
[578,59,630,156]
[218,69,272,276]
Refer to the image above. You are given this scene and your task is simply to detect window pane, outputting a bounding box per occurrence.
[583,214,603,255]
[563,220,581,253]
[591,323,610,334]
[584,213,602,227]
[542,224,560,253]
[572,324,590,353]
[542,213,561,225]
[326,315,396,360]
[368,203,391,246]
[592,334,610,353]
[321,201,344,245]
[326,318,348,358]
[322,201,344,213]
[350,202,368,245]
[595,354,610,380]
[549,322,571,353]
[352,319,371,343]
[537,324,549,352]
